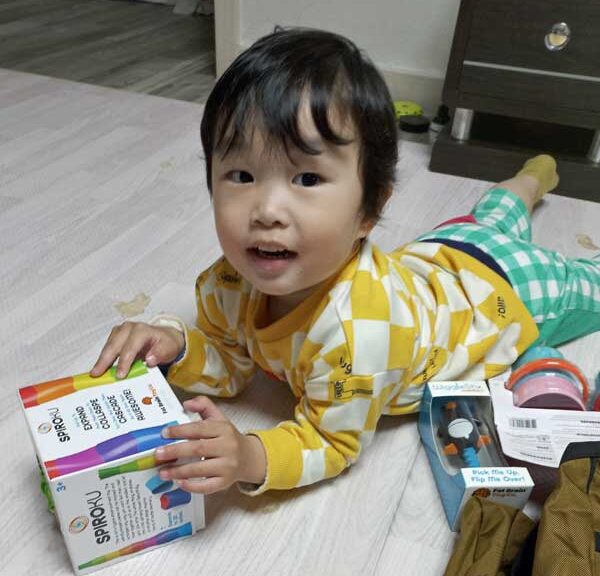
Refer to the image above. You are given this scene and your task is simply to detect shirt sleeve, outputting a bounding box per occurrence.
[239,366,409,495]
[164,258,256,397]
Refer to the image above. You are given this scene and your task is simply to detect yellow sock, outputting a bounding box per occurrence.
[516,154,559,201]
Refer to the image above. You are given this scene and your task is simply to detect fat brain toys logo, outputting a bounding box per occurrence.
[473,488,491,498]
[143,384,168,415]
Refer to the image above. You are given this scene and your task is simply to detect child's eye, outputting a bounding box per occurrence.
[292,172,321,187]
[227,170,254,183]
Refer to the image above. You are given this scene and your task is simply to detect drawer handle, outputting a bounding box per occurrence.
[544,22,571,51]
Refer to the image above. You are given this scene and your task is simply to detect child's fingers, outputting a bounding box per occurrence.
[183,395,227,421]
[155,437,220,461]
[113,323,157,377]
[90,323,134,376]
[176,477,229,495]
[159,459,225,484]
[162,420,225,441]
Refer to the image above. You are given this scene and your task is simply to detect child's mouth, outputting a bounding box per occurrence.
[250,247,296,260]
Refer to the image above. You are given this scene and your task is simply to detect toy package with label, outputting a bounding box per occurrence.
[418,380,533,530]
[489,369,600,498]
[18,361,204,574]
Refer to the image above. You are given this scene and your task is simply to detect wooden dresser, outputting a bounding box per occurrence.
[430,0,600,201]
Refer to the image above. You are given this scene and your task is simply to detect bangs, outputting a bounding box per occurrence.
[201,28,363,169]
[212,76,353,161]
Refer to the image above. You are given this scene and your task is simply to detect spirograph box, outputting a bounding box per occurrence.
[19,362,205,574]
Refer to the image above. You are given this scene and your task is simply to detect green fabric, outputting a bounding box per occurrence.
[418,188,600,346]
[532,444,600,576]
[444,496,535,576]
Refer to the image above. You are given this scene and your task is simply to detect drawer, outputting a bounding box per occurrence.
[457,0,600,115]
[464,0,600,77]
[458,66,600,119]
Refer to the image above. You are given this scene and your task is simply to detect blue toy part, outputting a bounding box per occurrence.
[145,473,174,494]
[513,345,563,369]
[461,446,480,468]
[160,488,191,510]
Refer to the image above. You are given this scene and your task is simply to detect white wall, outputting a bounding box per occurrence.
[217,0,461,115]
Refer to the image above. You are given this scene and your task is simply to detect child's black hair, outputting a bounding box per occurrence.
[200,27,398,221]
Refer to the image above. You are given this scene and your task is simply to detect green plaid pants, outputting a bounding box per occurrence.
[418,188,600,346]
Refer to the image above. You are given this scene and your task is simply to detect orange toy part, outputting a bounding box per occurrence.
[506,358,589,403]
[477,435,492,448]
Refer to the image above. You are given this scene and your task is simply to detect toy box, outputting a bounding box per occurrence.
[418,381,533,530]
[18,362,204,574]
[489,371,600,498]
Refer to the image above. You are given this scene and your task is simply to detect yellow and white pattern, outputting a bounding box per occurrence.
[164,239,538,493]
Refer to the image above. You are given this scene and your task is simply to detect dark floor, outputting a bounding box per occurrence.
[0,0,216,102]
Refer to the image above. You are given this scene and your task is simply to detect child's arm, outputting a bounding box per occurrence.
[91,257,256,397]
[153,371,407,495]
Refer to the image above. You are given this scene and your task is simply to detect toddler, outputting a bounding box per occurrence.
[91,28,600,495]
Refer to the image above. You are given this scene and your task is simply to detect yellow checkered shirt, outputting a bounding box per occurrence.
[166,240,538,493]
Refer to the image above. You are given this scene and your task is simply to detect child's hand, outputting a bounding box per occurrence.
[154,396,267,494]
[90,322,185,378]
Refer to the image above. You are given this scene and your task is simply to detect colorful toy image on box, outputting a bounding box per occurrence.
[18,362,204,574]
[505,346,590,410]
[418,381,533,530]
[437,398,492,468]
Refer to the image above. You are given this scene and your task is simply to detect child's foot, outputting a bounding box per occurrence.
[516,155,559,203]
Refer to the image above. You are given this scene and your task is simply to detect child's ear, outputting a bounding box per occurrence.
[358,186,393,238]
[381,185,393,206]
[358,216,377,239]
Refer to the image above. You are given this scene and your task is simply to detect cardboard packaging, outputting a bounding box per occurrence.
[489,371,600,499]
[19,362,204,574]
[418,380,533,530]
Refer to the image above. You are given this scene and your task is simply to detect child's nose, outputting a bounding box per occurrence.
[251,186,290,228]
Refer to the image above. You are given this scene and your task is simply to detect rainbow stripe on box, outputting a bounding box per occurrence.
[78,523,193,569]
[45,422,177,479]
[19,361,147,408]
[98,454,160,480]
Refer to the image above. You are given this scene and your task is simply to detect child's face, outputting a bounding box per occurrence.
[211,102,373,314]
